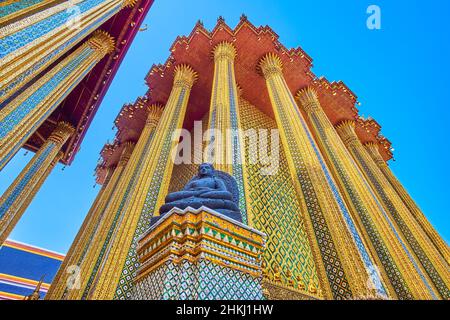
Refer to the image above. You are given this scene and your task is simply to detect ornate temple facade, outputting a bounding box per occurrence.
[20,15,450,300]
[0,10,450,300]
[0,1,154,247]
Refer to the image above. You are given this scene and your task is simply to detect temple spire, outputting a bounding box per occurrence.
[24,275,45,300]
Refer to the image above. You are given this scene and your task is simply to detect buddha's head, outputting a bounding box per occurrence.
[198,163,214,177]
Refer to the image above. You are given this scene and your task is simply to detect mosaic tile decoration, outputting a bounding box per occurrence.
[0,46,93,138]
[80,131,156,298]
[133,259,263,300]
[60,164,127,299]
[351,145,448,299]
[167,114,209,195]
[267,78,352,299]
[0,141,55,219]
[227,61,248,224]
[114,88,188,299]
[0,0,109,57]
[132,207,264,300]
[0,0,43,20]
[238,99,320,294]
[0,9,118,103]
[0,60,96,171]
[308,113,402,298]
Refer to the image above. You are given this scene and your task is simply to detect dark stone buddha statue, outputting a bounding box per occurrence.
[158,163,242,222]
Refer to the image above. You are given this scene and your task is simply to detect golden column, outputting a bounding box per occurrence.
[0,0,136,103]
[45,163,119,300]
[81,106,163,300]
[57,105,163,300]
[206,41,248,223]
[84,65,196,300]
[259,53,385,300]
[0,30,115,171]
[365,142,450,264]
[62,141,136,300]
[336,121,450,299]
[0,0,60,25]
[0,121,74,246]
[297,88,441,299]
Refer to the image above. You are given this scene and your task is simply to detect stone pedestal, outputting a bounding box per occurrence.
[132,207,265,300]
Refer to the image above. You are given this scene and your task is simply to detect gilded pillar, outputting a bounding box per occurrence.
[0,30,115,170]
[62,141,136,300]
[0,121,74,246]
[0,0,135,103]
[83,65,197,300]
[259,53,386,299]
[297,88,442,299]
[206,41,248,223]
[0,1,61,26]
[45,165,117,300]
[365,142,450,265]
[336,121,450,299]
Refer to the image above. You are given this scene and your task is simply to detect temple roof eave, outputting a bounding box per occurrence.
[96,15,393,181]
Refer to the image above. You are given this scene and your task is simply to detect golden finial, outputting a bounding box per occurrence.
[173,64,198,89]
[335,120,359,146]
[213,41,236,62]
[48,121,75,144]
[145,103,164,128]
[258,53,283,79]
[121,0,138,8]
[296,87,320,113]
[87,30,116,55]
[118,141,135,166]
[364,141,381,154]
[24,275,44,300]
[335,119,356,131]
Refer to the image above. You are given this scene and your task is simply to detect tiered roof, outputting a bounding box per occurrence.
[96,16,393,183]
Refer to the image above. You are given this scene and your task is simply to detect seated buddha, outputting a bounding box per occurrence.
[158,163,242,222]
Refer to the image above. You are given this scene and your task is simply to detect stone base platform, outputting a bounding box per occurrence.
[132,207,266,300]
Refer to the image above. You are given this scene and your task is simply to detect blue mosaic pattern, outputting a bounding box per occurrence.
[0,60,96,170]
[0,0,110,58]
[0,0,43,20]
[268,78,352,299]
[0,142,55,219]
[133,259,263,300]
[351,146,445,299]
[0,7,119,104]
[114,89,188,299]
[0,46,93,139]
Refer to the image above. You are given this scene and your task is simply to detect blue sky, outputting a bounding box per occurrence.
[1,0,449,253]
